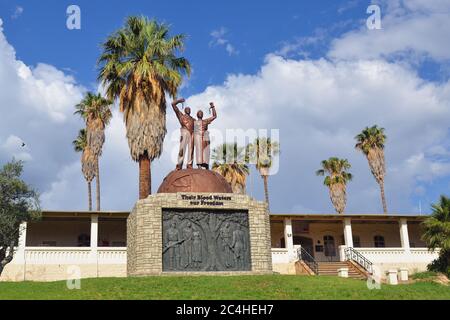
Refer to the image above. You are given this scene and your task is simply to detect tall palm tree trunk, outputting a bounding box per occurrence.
[329,184,346,214]
[262,175,270,209]
[88,181,92,211]
[96,158,101,211]
[139,154,151,199]
[379,181,387,214]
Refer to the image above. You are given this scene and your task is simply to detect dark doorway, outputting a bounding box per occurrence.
[323,235,336,261]
[293,236,314,257]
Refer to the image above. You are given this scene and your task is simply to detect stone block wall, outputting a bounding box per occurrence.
[127,193,272,276]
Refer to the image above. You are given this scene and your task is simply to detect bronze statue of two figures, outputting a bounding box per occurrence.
[171,98,217,170]
[164,100,253,272]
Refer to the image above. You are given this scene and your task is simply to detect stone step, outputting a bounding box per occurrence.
[318,270,359,273]
[318,265,349,268]
[315,261,368,279]
[318,271,361,274]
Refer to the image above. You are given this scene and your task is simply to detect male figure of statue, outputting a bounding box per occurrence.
[194,102,217,170]
[232,225,246,269]
[172,98,194,170]
[182,222,194,268]
[220,222,233,268]
[165,222,181,270]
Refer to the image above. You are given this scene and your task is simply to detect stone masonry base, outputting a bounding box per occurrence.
[127,193,273,276]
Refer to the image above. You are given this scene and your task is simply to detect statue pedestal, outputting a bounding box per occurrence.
[127,193,272,275]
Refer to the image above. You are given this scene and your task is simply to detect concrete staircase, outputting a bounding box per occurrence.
[317,261,368,280]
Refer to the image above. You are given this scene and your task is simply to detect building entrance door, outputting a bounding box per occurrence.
[323,235,337,262]
[293,236,314,257]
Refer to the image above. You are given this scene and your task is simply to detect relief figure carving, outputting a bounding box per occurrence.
[162,210,250,272]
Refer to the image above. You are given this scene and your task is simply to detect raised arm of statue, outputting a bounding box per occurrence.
[171,98,185,120]
[205,102,217,124]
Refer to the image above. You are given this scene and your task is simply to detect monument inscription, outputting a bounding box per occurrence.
[162,209,251,272]
[180,194,233,206]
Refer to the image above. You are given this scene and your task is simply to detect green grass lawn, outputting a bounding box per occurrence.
[0,275,449,300]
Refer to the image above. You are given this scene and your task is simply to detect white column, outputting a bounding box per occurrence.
[399,218,410,252]
[343,218,353,248]
[17,222,27,250]
[283,218,294,260]
[338,245,347,262]
[15,222,27,263]
[16,221,28,281]
[90,214,99,257]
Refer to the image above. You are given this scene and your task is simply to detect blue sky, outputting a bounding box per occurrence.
[1,0,450,214]
[0,0,367,93]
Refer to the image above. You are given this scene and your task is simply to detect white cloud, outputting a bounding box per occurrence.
[11,6,24,20]
[2,4,450,215]
[426,145,450,157]
[210,27,239,56]
[329,0,450,62]
[276,33,325,59]
[0,22,84,123]
[1,135,32,161]
[40,162,82,207]
[275,21,355,59]
[337,0,359,14]
[0,19,88,209]
[184,55,450,214]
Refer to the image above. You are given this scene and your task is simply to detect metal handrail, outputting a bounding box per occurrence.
[297,247,318,275]
[344,247,373,274]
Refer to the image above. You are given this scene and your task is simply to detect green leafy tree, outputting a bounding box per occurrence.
[355,125,388,213]
[422,195,450,276]
[0,160,41,276]
[98,16,191,199]
[75,92,113,211]
[316,157,353,214]
[247,138,280,209]
[212,143,250,194]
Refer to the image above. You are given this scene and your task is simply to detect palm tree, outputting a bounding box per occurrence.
[355,125,388,214]
[72,129,95,211]
[422,195,450,273]
[212,143,250,194]
[98,16,191,199]
[75,92,112,211]
[316,157,353,214]
[247,138,280,209]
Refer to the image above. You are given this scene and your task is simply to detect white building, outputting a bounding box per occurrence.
[270,214,439,277]
[1,210,439,281]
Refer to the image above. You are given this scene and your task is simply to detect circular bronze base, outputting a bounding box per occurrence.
[157,168,232,193]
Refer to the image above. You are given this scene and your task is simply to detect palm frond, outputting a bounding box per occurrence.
[97,16,191,161]
[316,157,352,214]
[422,195,450,251]
[72,129,87,152]
[211,143,249,194]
